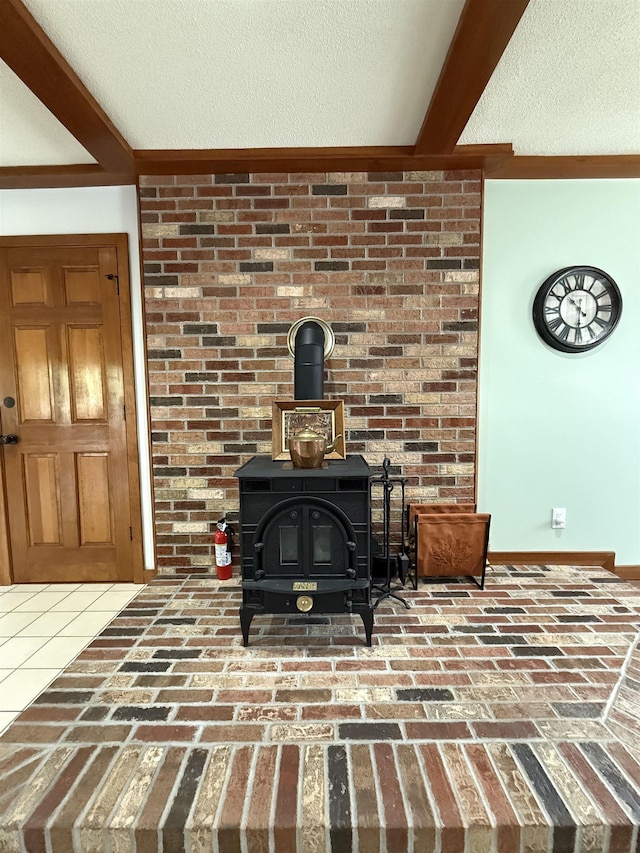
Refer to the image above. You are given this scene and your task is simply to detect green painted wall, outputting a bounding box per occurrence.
[479,179,640,566]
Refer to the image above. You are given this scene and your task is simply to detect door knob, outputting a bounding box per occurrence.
[0,434,18,445]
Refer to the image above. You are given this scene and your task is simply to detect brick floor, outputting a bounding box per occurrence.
[0,564,639,852]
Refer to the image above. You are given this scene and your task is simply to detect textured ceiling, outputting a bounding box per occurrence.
[0,61,94,165]
[1,0,639,168]
[16,0,465,150]
[460,0,640,155]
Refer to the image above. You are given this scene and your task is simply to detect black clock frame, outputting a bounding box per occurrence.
[532,265,622,353]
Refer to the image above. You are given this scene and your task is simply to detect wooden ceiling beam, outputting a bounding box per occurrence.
[1,149,637,189]
[0,0,133,173]
[0,165,136,190]
[415,0,531,156]
[485,154,640,179]
[133,144,513,176]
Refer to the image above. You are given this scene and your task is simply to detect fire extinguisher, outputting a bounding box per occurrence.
[214,518,233,580]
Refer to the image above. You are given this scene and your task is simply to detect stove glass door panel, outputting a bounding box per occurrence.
[312,525,331,564]
[261,501,348,577]
[309,509,347,575]
[279,525,299,565]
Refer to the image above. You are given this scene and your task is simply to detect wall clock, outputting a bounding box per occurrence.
[532,266,622,353]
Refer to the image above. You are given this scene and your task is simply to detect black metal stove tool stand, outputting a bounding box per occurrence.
[371,458,410,610]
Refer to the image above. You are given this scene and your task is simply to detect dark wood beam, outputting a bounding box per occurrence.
[485,154,640,179]
[0,0,133,173]
[2,148,636,188]
[0,165,135,190]
[415,0,531,155]
[133,143,513,176]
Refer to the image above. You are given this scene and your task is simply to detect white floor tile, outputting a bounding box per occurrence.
[21,636,91,669]
[0,668,59,711]
[89,591,139,611]
[48,589,109,612]
[0,636,49,667]
[0,711,19,735]
[11,591,76,613]
[17,611,78,637]
[58,611,119,636]
[0,593,39,612]
[0,581,146,713]
[0,611,41,637]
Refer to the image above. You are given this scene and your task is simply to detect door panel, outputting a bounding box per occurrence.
[14,327,54,421]
[63,267,101,305]
[77,453,113,545]
[24,454,62,545]
[10,268,49,306]
[0,239,140,583]
[67,326,107,422]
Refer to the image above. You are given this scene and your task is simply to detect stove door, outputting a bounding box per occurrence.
[257,497,355,578]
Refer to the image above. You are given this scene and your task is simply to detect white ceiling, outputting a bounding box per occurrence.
[459,0,640,155]
[1,0,639,168]
[0,62,95,166]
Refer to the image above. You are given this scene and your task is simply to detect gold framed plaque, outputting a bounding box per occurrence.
[271,399,346,461]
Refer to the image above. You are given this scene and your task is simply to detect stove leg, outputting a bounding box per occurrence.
[239,607,254,647]
[360,609,374,647]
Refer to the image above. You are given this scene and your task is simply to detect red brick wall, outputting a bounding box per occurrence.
[139,170,481,574]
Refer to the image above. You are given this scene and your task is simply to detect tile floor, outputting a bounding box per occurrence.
[0,582,142,736]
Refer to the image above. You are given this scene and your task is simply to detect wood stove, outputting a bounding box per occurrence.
[235,455,374,645]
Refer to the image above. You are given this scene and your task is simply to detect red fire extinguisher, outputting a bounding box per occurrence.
[214,519,232,580]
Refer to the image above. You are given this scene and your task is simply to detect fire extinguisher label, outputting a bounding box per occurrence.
[215,544,231,566]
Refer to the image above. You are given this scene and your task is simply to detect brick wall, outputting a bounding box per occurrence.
[139,170,481,574]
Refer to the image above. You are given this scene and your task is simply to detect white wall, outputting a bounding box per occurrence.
[479,179,640,566]
[0,185,154,570]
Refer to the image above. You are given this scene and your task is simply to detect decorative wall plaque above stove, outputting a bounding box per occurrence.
[234,455,373,646]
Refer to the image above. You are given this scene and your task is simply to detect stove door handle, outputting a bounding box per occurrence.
[346,540,358,574]
[253,541,265,575]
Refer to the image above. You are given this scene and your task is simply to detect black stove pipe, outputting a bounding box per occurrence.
[294,320,325,400]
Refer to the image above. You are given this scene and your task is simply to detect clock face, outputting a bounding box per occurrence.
[532,266,622,353]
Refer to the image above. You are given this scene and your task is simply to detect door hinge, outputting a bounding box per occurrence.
[129,526,133,542]
[105,273,119,294]
[123,404,126,421]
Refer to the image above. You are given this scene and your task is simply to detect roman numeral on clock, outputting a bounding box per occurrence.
[547,316,562,332]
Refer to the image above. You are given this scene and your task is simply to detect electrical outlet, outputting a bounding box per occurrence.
[552,507,567,529]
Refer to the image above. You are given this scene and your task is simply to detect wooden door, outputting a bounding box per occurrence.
[0,236,143,583]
